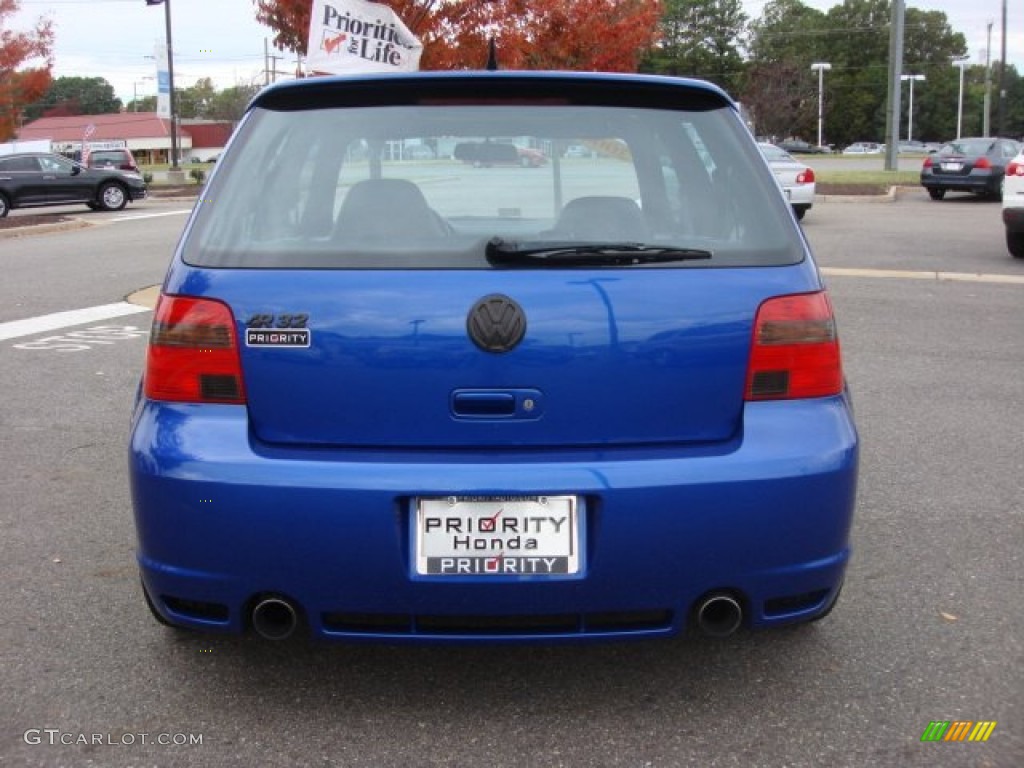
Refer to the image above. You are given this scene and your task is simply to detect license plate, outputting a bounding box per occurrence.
[415,495,579,576]
[941,162,963,172]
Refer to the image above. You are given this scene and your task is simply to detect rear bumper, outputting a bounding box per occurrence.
[785,186,814,208]
[129,396,859,642]
[921,171,1000,195]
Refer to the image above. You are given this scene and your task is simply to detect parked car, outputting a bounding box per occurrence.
[897,140,927,154]
[920,137,1022,201]
[129,71,858,643]
[776,139,828,155]
[0,152,147,217]
[1003,148,1024,258]
[404,144,436,160]
[564,144,593,158]
[842,142,881,155]
[87,148,139,173]
[454,141,546,167]
[758,142,815,220]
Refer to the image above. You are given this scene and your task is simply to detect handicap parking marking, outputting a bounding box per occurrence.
[11,324,150,352]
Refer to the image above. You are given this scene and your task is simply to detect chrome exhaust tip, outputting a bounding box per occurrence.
[696,593,743,638]
[251,596,298,640]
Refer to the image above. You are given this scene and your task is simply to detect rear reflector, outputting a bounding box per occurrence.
[144,295,246,403]
[746,291,843,401]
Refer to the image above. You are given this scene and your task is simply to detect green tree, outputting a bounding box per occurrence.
[641,0,748,95]
[742,0,828,141]
[898,7,966,142]
[205,84,260,123]
[23,76,120,121]
[125,94,157,114]
[814,0,892,145]
[174,78,218,119]
[1001,65,1023,139]
[746,0,827,63]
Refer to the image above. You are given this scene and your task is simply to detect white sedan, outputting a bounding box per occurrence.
[1004,148,1024,258]
[759,143,816,220]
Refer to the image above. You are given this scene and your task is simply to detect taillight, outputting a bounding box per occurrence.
[144,295,246,403]
[922,156,933,168]
[746,291,843,401]
[796,168,815,184]
[1007,160,1023,176]
[974,156,991,169]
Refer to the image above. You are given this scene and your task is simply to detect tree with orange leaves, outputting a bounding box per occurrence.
[0,0,53,141]
[254,0,661,73]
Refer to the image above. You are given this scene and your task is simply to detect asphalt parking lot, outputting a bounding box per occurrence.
[1,190,1022,767]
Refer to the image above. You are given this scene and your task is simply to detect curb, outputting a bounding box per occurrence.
[0,218,94,239]
[816,187,899,203]
[126,285,161,309]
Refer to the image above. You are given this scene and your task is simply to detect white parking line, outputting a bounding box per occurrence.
[110,210,192,222]
[0,303,150,342]
[821,267,1024,285]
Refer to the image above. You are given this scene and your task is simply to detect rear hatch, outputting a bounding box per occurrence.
[172,267,808,449]
[168,73,815,449]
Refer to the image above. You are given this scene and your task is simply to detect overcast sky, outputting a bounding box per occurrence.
[10,0,1022,105]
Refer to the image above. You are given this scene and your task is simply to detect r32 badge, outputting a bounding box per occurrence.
[245,313,310,348]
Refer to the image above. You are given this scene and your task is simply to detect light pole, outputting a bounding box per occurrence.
[133,77,154,112]
[147,0,179,171]
[810,62,832,148]
[953,59,969,139]
[900,74,925,143]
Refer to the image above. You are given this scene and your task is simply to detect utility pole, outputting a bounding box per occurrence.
[264,38,284,86]
[983,21,992,137]
[884,0,904,172]
[811,62,832,148]
[166,2,179,170]
[997,0,1007,136]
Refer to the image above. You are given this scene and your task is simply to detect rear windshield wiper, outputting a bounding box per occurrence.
[485,238,713,267]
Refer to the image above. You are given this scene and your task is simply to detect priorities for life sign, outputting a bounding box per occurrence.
[307,0,423,74]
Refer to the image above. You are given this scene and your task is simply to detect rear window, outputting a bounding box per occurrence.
[183,103,803,269]
[89,151,133,167]
[939,140,994,156]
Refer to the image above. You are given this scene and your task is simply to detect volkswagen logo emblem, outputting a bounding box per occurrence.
[467,294,527,353]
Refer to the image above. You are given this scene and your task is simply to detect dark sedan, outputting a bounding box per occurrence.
[776,139,829,155]
[920,137,1022,201]
[0,152,147,217]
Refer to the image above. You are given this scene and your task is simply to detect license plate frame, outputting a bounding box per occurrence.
[414,495,580,577]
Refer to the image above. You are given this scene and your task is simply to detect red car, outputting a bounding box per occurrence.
[86,148,140,173]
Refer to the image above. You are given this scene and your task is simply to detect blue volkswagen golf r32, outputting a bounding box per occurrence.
[129,71,859,642]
